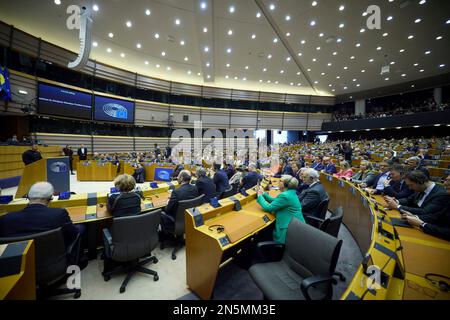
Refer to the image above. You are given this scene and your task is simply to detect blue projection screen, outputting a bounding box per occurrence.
[38,83,92,119]
[94,96,135,123]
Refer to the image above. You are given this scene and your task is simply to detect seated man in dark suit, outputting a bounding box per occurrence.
[384,171,449,216]
[212,163,231,195]
[310,156,325,171]
[298,168,329,217]
[0,182,85,266]
[161,170,199,234]
[323,157,337,174]
[195,167,217,203]
[401,175,450,241]
[241,163,263,191]
[364,161,391,194]
[107,174,143,218]
[406,156,430,179]
[380,164,414,199]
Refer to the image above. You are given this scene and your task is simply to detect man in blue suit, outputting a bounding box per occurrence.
[380,164,414,199]
[213,163,230,194]
[323,157,337,174]
[241,163,263,190]
[195,167,217,203]
[310,156,325,171]
[0,182,85,264]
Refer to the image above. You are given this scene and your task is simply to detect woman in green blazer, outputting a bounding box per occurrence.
[257,175,305,244]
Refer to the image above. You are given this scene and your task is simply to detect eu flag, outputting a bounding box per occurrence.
[0,66,11,101]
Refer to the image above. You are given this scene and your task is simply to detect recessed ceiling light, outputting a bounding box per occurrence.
[419,0,426,4]
[207,75,211,79]
[285,15,291,21]
[206,62,210,67]
[399,49,405,53]
[93,4,99,12]
[226,63,230,67]
[310,20,316,27]
[415,18,421,23]
[297,72,301,75]
[108,32,114,38]
[184,57,189,61]
[243,77,247,81]
[312,1,318,6]
[327,62,332,66]
[384,77,389,81]
[54,0,61,5]
[360,28,365,33]
[203,27,208,33]
[307,68,311,72]
[377,46,382,51]
[229,6,235,13]
[145,9,151,16]
[167,66,171,71]
[414,63,419,66]
[106,48,112,53]
[120,53,125,58]
[319,33,324,37]
[408,35,414,39]
[144,61,149,65]
[154,33,160,39]
[136,43,141,49]
[234,76,238,80]
[369,58,374,62]
[390,61,395,65]
[383,33,388,37]
[425,50,431,54]
[343,86,348,90]
[228,29,233,36]
[356,43,361,47]
[436,36,442,40]
[267,54,272,59]
[321,72,325,75]
[356,84,361,87]
[314,81,319,84]
[187,70,192,74]
[362,11,368,17]
[352,78,357,82]
[280,70,284,74]
[251,34,256,39]
[396,127,402,130]
[336,76,340,79]
[316,46,321,50]
[344,66,348,70]
[92,41,98,47]
[197,72,201,76]
[263,68,267,72]
[245,66,249,70]
[298,52,303,56]
[161,51,166,56]
[226,48,232,53]
[286,32,291,37]
[332,89,336,92]
[401,73,406,77]
[419,69,424,72]
[439,64,446,68]
[333,51,338,56]
[269,4,275,10]
[339,23,344,28]
[126,21,132,28]
[175,19,180,25]
[226,75,230,79]
[286,57,291,61]
[275,81,279,84]
[446,19,450,24]
[200,2,207,9]
[361,69,366,73]
[387,16,393,21]
[204,46,210,52]
[256,12,261,18]
[290,82,294,86]
[273,38,278,43]
[411,84,415,88]
[180,40,185,45]
[350,56,355,60]
[339,5,345,11]
[312,58,317,62]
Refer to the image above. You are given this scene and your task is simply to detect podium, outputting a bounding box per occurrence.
[15,157,70,198]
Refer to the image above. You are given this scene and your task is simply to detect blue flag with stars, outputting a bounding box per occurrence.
[0,66,11,101]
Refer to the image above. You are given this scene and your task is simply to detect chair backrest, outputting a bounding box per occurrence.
[283,219,342,280]
[174,194,205,236]
[0,228,68,286]
[320,207,344,238]
[315,198,330,220]
[221,185,235,199]
[111,210,161,262]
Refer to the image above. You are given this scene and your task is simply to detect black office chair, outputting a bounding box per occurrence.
[0,228,82,299]
[221,185,235,199]
[305,207,346,282]
[160,194,204,260]
[249,219,342,300]
[102,210,161,293]
[305,198,330,228]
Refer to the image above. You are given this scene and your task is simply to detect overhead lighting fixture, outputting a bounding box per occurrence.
[167,67,172,71]
[297,72,301,75]
[187,70,192,75]
[298,52,303,56]
[203,27,208,33]
[226,63,230,67]
[333,51,338,56]
[319,33,324,37]
[312,1,318,6]
[92,4,99,12]
[154,33,160,39]
[226,48,232,53]
[144,61,149,65]
[285,15,291,21]
[301,40,306,44]
[54,0,61,5]
[399,49,405,53]
[251,34,256,39]
[425,50,431,55]
[161,51,166,56]
[387,16,393,21]
[419,0,426,4]
[369,58,374,62]
[228,29,233,36]
[267,54,272,59]
[256,12,261,18]
[309,20,316,27]
[286,57,291,61]
[108,32,114,38]
[229,6,235,13]
[396,127,402,130]
[263,68,267,72]
[206,62,210,67]
[269,4,275,10]
[344,66,348,70]
[106,48,112,53]
[383,33,388,37]
[401,73,406,77]
[18,89,28,95]
[339,5,345,11]
[245,66,249,70]
[339,23,344,28]
[175,19,180,25]
[92,41,98,47]
[436,36,443,40]
[415,18,421,23]
[439,64,446,68]
[350,56,355,59]
[356,43,361,47]
[280,70,284,74]
[204,46,209,52]
[180,40,185,45]
[286,32,291,37]
[126,21,132,28]
[145,9,151,16]
[377,46,382,51]
[120,53,125,58]
[360,28,365,33]
[273,38,278,43]
[200,2,207,9]
[408,35,414,39]
[184,57,189,61]
[136,43,141,49]
[316,46,321,50]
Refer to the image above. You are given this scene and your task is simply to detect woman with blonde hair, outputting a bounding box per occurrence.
[334,161,354,179]
[351,160,377,186]
[107,174,143,217]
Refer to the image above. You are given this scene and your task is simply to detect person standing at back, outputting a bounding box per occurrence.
[62,145,74,175]
[22,143,42,165]
[77,144,88,161]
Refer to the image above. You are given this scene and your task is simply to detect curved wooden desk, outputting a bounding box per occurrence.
[321,173,450,300]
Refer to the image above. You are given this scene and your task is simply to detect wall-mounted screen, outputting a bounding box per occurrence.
[94,95,135,124]
[38,83,92,119]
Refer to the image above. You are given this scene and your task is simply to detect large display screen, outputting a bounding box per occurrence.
[38,83,92,119]
[94,95,135,123]
[154,168,174,182]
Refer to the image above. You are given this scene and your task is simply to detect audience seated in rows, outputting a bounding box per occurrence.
[334,161,354,179]
[351,160,377,186]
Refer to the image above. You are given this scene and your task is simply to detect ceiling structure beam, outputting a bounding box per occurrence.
[254,0,317,94]
[194,0,215,83]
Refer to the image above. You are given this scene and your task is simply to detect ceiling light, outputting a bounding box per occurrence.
[154,33,160,39]
[408,35,414,39]
[180,40,185,45]
[377,46,382,50]
[356,43,361,47]
[267,54,272,59]
[145,9,151,16]
[298,52,303,56]
[360,28,365,33]
[425,50,431,54]
[319,33,324,37]
[362,12,368,17]
[439,64,446,68]
[419,0,426,4]
[356,84,360,87]
[316,46,321,50]
[332,89,336,92]
[204,46,209,52]
[108,32,114,38]
[256,12,261,18]
[290,82,294,86]
[336,76,340,79]
[200,2,207,9]
[301,40,306,44]
[184,57,189,61]
[197,72,201,76]
[419,69,424,72]
[136,43,141,49]
[229,6,235,13]
[399,49,405,53]
[251,34,256,39]
[446,19,450,24]
[383,33,388,37]
[385,77,389,81]
[161,51,166,56]
[93,4,99,12]
[243,77,247,81]
[352,78,356,82]
[414,63,419,66]
[339,5,345,11]
[310,20,316,27]
[350,56,355,59]
[167,66,171,71]
[234,76,238,80]
[228,29,233,36]
[297,72,301,75]
[436,36,442,40]
[280,70,284,74]
[269,4,275,10]
[321,72,325,75]
[206,62,210,67]
[207,75,211,79]
[273,38,278,43]
[415,18,421,23]
[312,1,318,6]
[226,63,230,67]
[308,68,311,72]
[387,16,393,21]
[314,81,319,84]
[175,19,180,25]
[54,0,61,5]
[285,15,291,21]
[411,84,415,88]
[312,58,317,62]
[275,81,279,84]
[343,86,348,90]
[187,70,192,75]
[120,53,125,58]
[144,61,149,65]
[333,51,338,56]
[361,69,366,73]
[106,48,111,53]
[327,62,332,66]
[286,32,291,37]
[401,73,406,77]
[339,23,344,28]
[245,66,249,70]
[126,21,132,28]
[203,27,208,33]
[226,75,230,79]
[390,61,395,65]
[286,57,291,61]
[344,66,348,70]
[19,89,28,95]
[369,58,374,62]
[92,41,98,47]
[226,48,232,53]
[263,68,267,72]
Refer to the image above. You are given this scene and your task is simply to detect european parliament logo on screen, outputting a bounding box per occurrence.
[154,168,174,182]
[103,103,128,120]
[50,162,69,173]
